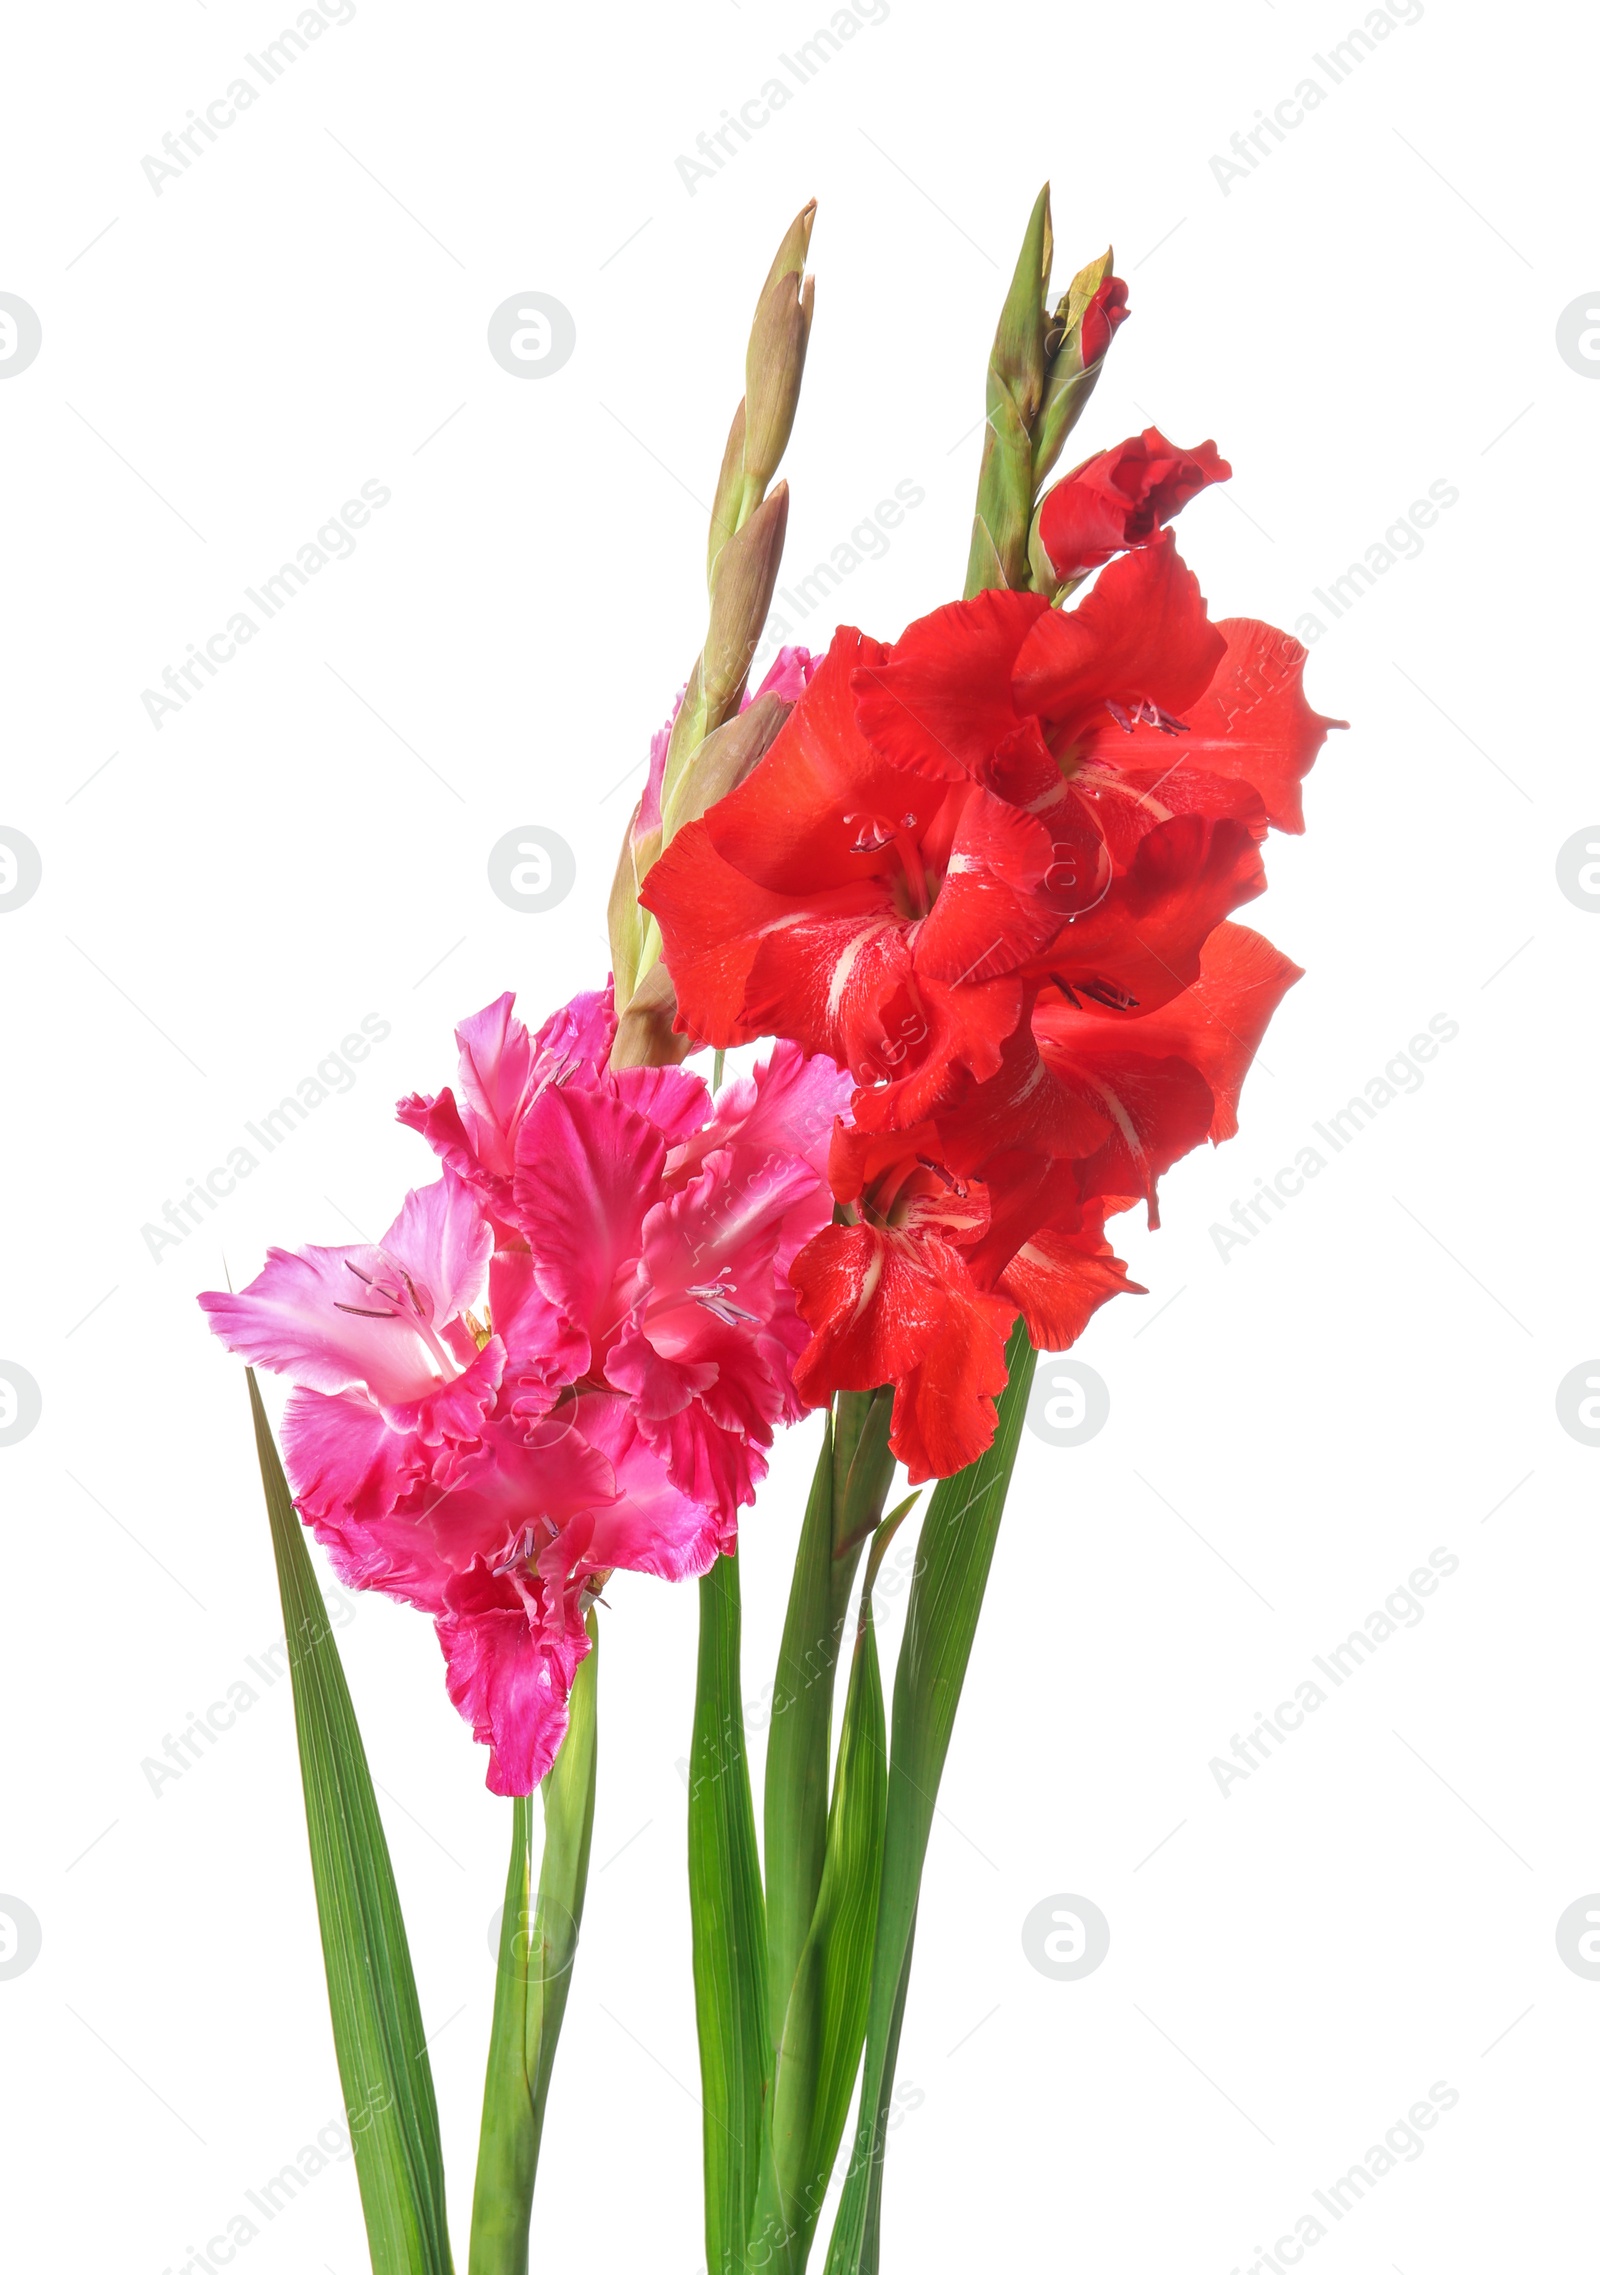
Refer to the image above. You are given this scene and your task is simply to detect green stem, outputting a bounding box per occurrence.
[763,1392,895,2052]
[468,1615,599,2275]
[824,1326,1039,2274]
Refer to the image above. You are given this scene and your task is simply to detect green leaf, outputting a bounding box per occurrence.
[468,1613,599,2275]
[246,1370,454,2275]
[764,1393,896,2061]
[823,1323,1039,2275]
[759,1499,915,2269]
[689,1548,771,2275]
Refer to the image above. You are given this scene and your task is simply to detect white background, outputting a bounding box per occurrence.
[1,2,1594,2269]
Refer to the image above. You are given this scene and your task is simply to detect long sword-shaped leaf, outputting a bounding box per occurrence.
[764,1391,895,2057]
[690,1547,771,2275]
[247,1370,454,2275]
[824,1324,1039,2275]
[468,1613,598,2275]
[758,1499,912,2271]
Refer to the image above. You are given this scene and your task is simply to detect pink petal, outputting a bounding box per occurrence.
[513,1085,664,1362]
[613,1063,711,1145]
[378,1174,493,1328]
[673,1038,849,1188]
[529,984,617,1085]
[452,992,533,1182]
[750,645,817,705]
[577,1395,728,1576]
[487,1251,589,1426]
[201,1175,495,1419]
[437,1559,590,1795]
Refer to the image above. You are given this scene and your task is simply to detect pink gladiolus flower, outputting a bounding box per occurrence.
[202,982,848,1794]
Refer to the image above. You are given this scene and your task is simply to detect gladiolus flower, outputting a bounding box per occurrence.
[643,537,1338,1128]
[788,919,1300,1479]
[642,525,1339,1480]
[202,984,848,1792]
[1033,427,1231,584]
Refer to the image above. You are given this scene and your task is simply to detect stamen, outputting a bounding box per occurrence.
[1105,698,1188,736]
[915,1155,965,1194]
[1133,699,1188,735]
[492,1525,537,1578]
[688,1275,759,1325]
[844,811,896,853]
[333,1300,401,1318]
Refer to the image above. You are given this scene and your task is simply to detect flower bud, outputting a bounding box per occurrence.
[660,687,791,846]
[608,813,653,1011]
[610,958,691,1071]
[706,400,748,587]
[964,184,1054,598]
[1078,271,1130,370]
[741,201,817,506]
[1031,250,1130,491]
[701,480,790,725]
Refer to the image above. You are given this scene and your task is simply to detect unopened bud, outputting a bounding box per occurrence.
[964,184,1054,598]
[610,958,692,1072]
[707,400,748,588]
[1033,250,1130,489]
[741,201,817,506]
[660,689,791,845]
[703,482,790,724]
[608,814,653,1010]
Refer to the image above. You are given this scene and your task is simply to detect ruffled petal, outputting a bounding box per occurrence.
[705,630,947,892]
[851,589,1051,781]
[789,1221,1018,1483]
[437,1560,590,1796]
[512,1084,663,1363]
[577,1395,728,1576]
[199,1176,492,1413]
[378,1174,495,1329]
[1012,537,1225,735]
[997,1218,1143,1349]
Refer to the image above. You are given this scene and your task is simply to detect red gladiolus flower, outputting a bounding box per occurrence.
[793,919,1299,1478]
[1034,427,1231,584]
[644,538,1338,1128]
[642,525,1340,1480]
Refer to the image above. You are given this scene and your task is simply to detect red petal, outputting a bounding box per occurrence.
[1160,618,1343,834]
[1032,813,1266,1008]
[639,815,789,1047]
[705,627,948,893]
[914,788,1062,984]
[1036,919,1301,1145]
[998,1219,1142,1349]
[1013,537,1225,733]
[789,1221,1017,1483]
[852,589,1051,781]
[1037,429,1230,581]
